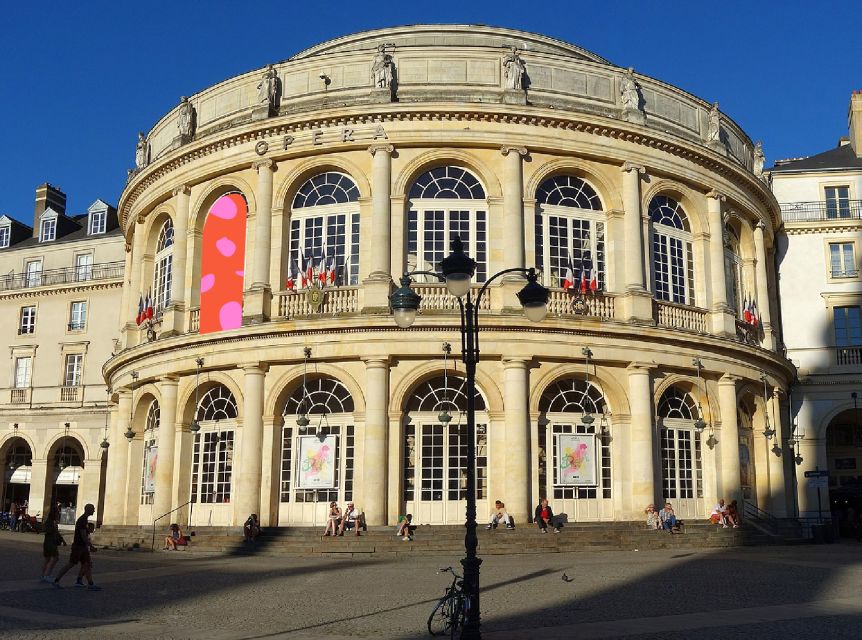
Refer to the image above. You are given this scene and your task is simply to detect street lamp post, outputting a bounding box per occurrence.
[390,237,549,639]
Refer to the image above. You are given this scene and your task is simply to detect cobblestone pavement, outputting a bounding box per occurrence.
[0,533,860,639]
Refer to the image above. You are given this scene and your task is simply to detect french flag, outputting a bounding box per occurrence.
[562,256,575,290]
[327,253,337,285]
[145,293,154,319]
[286,258,299,291]
[589,269,598,293]
[135,295,144,325]
[317,253,327,285]
[751,299,759,327]
[303,253,313,287]
[743,295,752,324]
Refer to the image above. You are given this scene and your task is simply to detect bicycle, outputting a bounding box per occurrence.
[428,566,469,638]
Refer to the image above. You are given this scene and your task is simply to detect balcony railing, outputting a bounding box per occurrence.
[780,200,862,223]
[838,347,862,366]
[277,286,360,318]
[189,307,200,332]
[0,261,124,292]
[416,284,492,313]
[546,290,615,320]
[655,300,708,333]
[10,388,30,404]
[60,386,80,402]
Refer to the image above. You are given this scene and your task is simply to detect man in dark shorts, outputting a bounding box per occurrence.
[52,503,100,590]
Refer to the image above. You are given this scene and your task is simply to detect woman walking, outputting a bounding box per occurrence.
[40,505,64,582]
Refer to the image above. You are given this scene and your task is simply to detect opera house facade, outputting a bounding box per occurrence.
[102,25,794,528]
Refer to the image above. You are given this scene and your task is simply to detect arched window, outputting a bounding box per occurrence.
[724,224,743,314]
[649,196,695,305]
[141,400,159,505]
[290,172,360,287]
[406,375,486,412]
[537,379,611,503]
[535,175,605,290]
[4,439,32,469]
[279,376,356,509]
[153,219,174,311]
[195,384,238,421]
[657,386,703,504]
[407,166,488,283]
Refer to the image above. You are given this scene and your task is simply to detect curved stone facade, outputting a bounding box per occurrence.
[105,26,794,528]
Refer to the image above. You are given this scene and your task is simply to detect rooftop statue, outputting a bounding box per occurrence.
[503,47,526,91]
[257,64,279,109]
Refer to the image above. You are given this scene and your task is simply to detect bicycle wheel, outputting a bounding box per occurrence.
[427,595,453,636]
[448,597,463,639]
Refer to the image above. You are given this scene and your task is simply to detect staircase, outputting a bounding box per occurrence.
[93,521,806,557]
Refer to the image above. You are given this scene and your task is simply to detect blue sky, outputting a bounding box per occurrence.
[1,1,859,222]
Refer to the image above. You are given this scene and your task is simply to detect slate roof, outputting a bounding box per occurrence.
[770,143,862,173]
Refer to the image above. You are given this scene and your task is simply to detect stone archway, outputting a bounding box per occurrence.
[825,409,862,536]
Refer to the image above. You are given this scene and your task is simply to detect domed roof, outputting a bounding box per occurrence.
[291,24,612,65]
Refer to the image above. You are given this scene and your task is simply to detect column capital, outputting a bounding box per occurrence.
[627,362,656,373]
[501,145,528,157]
[755,220,767,232]
[172,184,191,197]
[135,214,147,226]
[706,189,726,202]
[368,143,394,156]
[240,362,270,374]
[719,373,741,385]
[502,356,531,368]
[622,161,646,174]
[252,158,275,172]
[361,355,390,367]
[605,207,625,220]
[159,375,180,386]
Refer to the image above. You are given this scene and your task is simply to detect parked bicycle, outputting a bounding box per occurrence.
[0,512,10,530]
[428,566,469,638]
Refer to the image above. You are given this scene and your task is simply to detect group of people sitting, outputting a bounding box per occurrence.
[322,501,364,537]
[486,498,562,533]
[644,498,741,533]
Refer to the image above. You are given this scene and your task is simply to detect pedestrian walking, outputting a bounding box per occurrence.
[40,505,65,582]
[52,503,100,590]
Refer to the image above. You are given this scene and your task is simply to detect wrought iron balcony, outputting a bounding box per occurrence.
[0,261,124,292]
[780,200,862,223]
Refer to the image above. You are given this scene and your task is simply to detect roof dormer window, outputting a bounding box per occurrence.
[0,225,9,248]
[39,217,56,242]
[89,208,106,235]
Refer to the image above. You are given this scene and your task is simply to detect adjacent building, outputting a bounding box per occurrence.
[771,91,862,521]
[0,184,124,523]
[101,25,795,529]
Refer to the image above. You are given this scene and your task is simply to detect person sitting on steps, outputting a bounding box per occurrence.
[396,514,415,541]
[535,498,560,534]
[163,523,187,550]
[339,502,362,536]
[659,502,682,533]
[486,500,514,530]
[243,514,261,543]
[323,502,341,537]
[644,503,662,530]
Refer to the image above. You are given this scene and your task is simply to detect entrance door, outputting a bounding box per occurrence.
[660,422,705,519]
[403,418,488,525]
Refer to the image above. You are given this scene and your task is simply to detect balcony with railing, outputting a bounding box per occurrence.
[837,347,862,366]
[655,300,708,333]
[10,388,30,404]
[780,200,862,223]
[0,261,124,292]
[60,386,80,402]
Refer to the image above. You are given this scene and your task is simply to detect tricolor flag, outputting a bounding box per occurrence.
[743,295,752,324]
[327,252,337,285]
[145,292,154,319]
[317,253,327,285]
[286,258,299,291]
[136,295,144,325]
[751,299,759,327]
[562,256,575,290]
[303,252,313,286]
[579,268,588,294]
[589,269,598,293]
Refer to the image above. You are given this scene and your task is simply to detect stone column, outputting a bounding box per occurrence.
[161,185,190,336]
[718,375,741,503]
[119,245,133,335]
[753,222,775,349]
[236,363,267,521]
[103,391,131,524]
[363,145,394,312]
[79,457,103,522]
[503,358,530,524]
[363,356,389,525]
[153,378,178,520]
[627,363,655,513]
[245,160,275,322]
[707,191,735,337]
[767,389,788,516]
[125,217,147,347]
[621,163,652,322]
[500,147,528,310]
[27,460,50,524]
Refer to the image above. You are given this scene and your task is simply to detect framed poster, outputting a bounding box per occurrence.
[144,446,158,493]
[556,433,597,486]
[296,435,338,489]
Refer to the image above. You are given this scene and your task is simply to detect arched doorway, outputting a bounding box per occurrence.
[825,410,862,536]
[403,375,488,525]
[536,378,612,522]
[738,397,757,503]
[657,386,705,519]
[1,437,32,512]
[48,436,85,525]
[278,376,356,526]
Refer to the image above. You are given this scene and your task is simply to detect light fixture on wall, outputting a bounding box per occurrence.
[599,410,611,436]
[439,342,453,424]
[760,372,775,440]
[190,358,204,434]
[581,347,595,426]
[787,423,805,466]
[297,348,312,427]
[692,358,707,435]
[11,423,18,435]
[57,422,71,470]
[125,372,139,442]
[100,387,111,451]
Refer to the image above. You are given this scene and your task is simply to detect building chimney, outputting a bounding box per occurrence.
[33,183,66,237]
[849,90,862,157]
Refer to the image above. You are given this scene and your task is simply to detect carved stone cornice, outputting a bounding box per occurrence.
[0,280,122,301]
[368,143,394,156]
[500,145,528,157]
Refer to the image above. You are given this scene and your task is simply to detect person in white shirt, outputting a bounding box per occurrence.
[710,499,737,528]
[338,502,362,536]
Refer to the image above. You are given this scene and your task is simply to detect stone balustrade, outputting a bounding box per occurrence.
[655,300,708,333]
[546,289,615,320]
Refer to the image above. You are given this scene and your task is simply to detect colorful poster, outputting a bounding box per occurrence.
[556,433,596,486]
[200,192,247,334]
[296,435,337,489]
[144,446,158,493]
